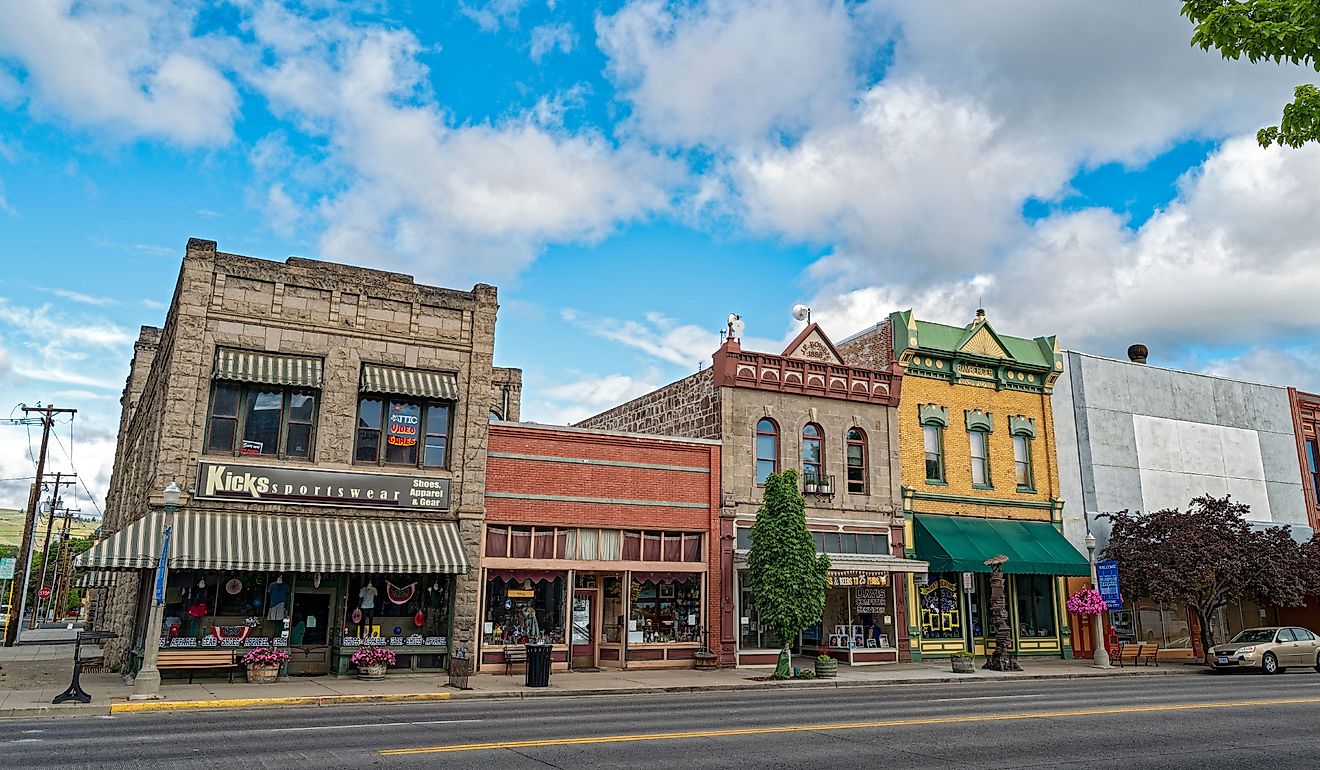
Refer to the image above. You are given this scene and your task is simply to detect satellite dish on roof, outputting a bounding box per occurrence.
[726,313,745,340]
[791,304,811,323]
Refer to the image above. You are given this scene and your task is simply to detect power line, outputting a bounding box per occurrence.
[50,429,104,519]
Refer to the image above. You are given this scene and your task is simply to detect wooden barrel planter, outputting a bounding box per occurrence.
[815,656,838,679]
[245,664,280,684]
[950,655,975,674]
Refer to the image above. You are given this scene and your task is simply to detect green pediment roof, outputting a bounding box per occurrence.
[891,309,1055,370]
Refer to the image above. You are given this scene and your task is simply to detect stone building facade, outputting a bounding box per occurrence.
[83,238,518,675]
[580,323,927,666]
[838,310,1089,662]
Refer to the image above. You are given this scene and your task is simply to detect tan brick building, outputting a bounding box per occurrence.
[579,321,929,666]
[80,238,518,677]
[838,309,1089,661]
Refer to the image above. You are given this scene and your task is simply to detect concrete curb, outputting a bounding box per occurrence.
[0,667,1192,719]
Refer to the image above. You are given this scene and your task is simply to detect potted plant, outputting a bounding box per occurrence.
[950,651,975,673]
[815,653,838,679]
[242,647,289,684]
[351,646,397,680]
[1065,588,1108,617]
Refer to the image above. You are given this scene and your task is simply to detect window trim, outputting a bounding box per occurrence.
[845,427,868,494]
[755,418,779,486]
[354,396,454,469]
[801,422,824,483]
[923,424,946,485]
[203,380,318,461]
[1013,434,1035,492]
[969,428,992,489]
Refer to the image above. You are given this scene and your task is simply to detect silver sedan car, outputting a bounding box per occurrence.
[1209,627,1320,674]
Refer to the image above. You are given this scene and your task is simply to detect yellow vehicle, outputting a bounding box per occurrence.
[1209,627,1320,674]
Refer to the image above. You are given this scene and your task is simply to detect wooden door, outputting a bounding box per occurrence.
[571,589,596,669]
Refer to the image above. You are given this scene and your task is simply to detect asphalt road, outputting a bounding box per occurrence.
[5,669,1320,769]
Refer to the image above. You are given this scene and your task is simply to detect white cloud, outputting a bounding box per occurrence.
[244,5,673,281]
[460,0,530,32]
[0,0,239,145]
[36,287,119,307]
[0,181,15,217]
[562,308,720,368]
[529,22,576,62]
[597,0,860,147]
[0,299,133,389]
[1200,347,1320,394]
[523,370,666,425]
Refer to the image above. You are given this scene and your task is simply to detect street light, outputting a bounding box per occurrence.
[130,481,181,700]
[1085,531,1111,668]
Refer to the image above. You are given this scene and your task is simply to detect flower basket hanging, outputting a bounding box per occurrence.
[1065,588,1109,617]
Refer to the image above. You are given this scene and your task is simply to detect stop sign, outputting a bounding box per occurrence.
[38,587,52,599]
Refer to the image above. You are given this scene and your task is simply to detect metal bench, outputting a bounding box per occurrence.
[157,649,239,683]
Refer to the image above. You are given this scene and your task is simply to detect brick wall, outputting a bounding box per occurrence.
[575,368,721,440]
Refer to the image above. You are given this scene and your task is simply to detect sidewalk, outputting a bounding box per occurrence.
[0,654,1191,720]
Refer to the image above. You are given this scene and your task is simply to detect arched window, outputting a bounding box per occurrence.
[846,428,867,494]
[755,418,779,485]
[801,423,823,483]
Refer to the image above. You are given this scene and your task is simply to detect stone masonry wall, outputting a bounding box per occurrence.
[94,237,499,666]
[575,368,721,440]
[836,319,894,370]
[490,366,523,421]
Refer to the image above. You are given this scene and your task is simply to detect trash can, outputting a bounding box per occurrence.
[525,643,552,687]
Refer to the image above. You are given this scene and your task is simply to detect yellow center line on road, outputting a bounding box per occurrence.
[379,695,1320,756]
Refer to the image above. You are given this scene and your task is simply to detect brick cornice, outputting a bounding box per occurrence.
[711,342,902,406]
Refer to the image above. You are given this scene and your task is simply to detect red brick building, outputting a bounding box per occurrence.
[1290,388,1320,531]
[479,422,724,671]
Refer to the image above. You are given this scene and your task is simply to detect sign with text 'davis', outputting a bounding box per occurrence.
[196,461,450,511]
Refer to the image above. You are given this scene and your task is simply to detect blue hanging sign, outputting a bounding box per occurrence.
[154,525,172,605]
[1096,560,1122,610]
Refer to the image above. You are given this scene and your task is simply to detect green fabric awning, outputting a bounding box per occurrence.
[214,348,323,388]
[913,514,1090,576]
[360,364,458,400]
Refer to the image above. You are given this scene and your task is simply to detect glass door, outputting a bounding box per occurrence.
[571,589,597,669]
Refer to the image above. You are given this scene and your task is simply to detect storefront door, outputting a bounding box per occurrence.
[288,589,333,675]
[571,589,596,669]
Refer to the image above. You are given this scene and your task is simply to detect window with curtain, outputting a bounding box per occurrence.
[923,425,944,483]
[801,423,823,482]
[969,430,990,486]
[846,428,867,494]
[1013,435,1033,490]
[755,418,778,484]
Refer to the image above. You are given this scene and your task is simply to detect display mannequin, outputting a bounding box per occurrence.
[267,575,290,621]
[358,582,378,633]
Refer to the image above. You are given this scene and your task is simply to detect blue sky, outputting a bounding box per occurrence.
[1,0,1319,512]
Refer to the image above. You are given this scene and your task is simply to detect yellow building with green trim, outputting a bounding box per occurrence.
[838,309,1089,661]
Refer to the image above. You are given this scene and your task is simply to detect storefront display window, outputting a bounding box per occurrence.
[1013,574,1055,638]
[1133,600,1192,649]
[918,573,962,640]
[601,577,624,643]
[631,575,701,643]
[483,575,566,645]
[346,574,451,640]
[738,571,772,649]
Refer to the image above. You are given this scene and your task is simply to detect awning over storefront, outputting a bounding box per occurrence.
[360,364,458,401]
[214,348,323,388]
[913,514,1089,576]
[75,510,469,574]
[75,571,118,589]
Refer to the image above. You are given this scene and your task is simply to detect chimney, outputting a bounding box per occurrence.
[1127,344,1149,364]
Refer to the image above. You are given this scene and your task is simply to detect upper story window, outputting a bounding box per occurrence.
[755,418,779,485]
[1013,436,1033,491]
[846,428,868,494]
[919,404,948,484]
[486,525,702,562]
[812,530,890,555]
[205,349,323,461]
[969,430,991,487]
[355,399,452,468]
[801,423,823,483]
[355,364,458,469]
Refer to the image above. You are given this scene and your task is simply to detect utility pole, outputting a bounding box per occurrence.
[52,502,76,625]
[3,404,76,647]
[32,471,72,628]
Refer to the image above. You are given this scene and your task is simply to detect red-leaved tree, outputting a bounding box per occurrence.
[1101,495,1319,663]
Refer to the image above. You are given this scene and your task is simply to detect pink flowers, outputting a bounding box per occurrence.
[1066,588,1109,616]
[242,647,291,667]
[351,646,397,668]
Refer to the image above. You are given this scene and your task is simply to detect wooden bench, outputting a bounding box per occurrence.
[1115,642,1159,668]
[503,645,526,675]
[157,649,238,683]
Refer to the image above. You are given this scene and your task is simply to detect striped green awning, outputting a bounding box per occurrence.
[75,571,117,589]
[75,511,469,574]
[214,348,323,388]
[360,364,458,400]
